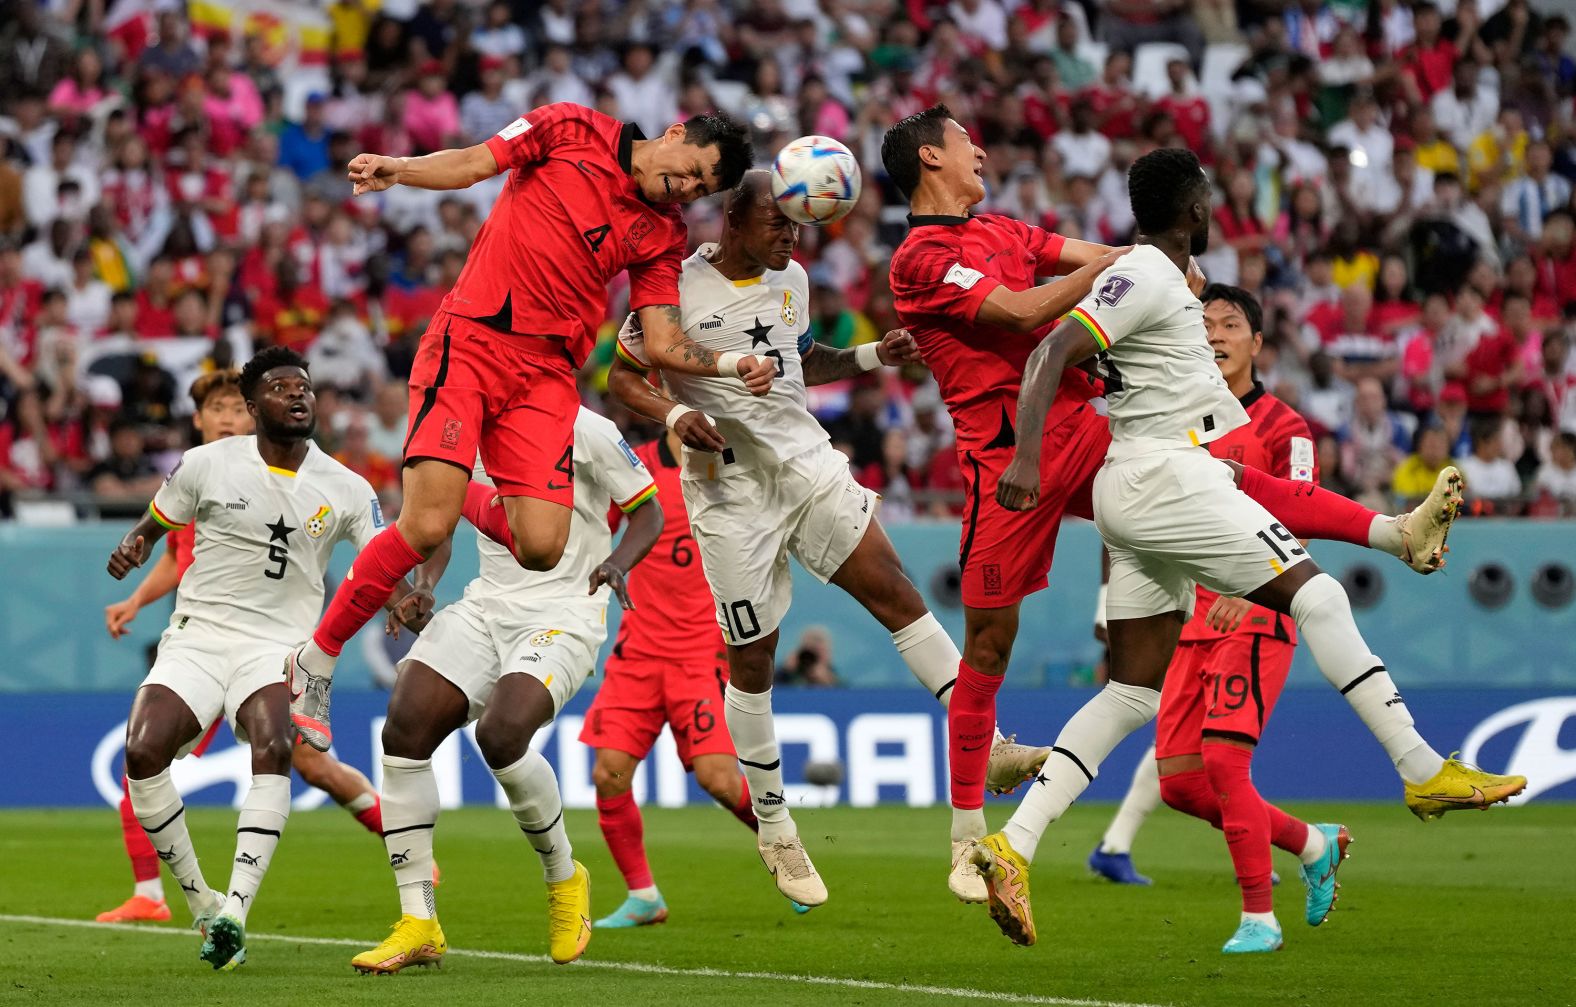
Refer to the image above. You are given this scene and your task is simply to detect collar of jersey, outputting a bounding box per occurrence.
[694,244,769,287]
[1239,380,1266,409]
[616,121,644,175]
[906,213,970,228]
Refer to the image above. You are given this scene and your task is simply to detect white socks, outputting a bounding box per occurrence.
[382,755,439,919]
[893,614,962,703]
[629,885,661,901]
[223,774,290,924]
[491,750,575,884]
[1100,744,1160,855]
[127,769,213,919]
[133,878,165,901]
[724,683,793,843]
[297,638,338,680]
[345,791,377,815]
[1003,681,1160,862]
[1297,825,1329,867]
[951,808,987,844]
[1289,573,1445,784]
[1367,515,1403,557]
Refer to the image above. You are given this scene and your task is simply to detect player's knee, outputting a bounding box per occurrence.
[962,629,1013,677]
[250,729,296,774]
[592,762,634,797]
[1158,773,1194,813]
[397,506,460,556]
[511,538,564,572]
[122,734,171,780]
[474,717,536,770]
[380,711,434,760]
[695,765,738,803]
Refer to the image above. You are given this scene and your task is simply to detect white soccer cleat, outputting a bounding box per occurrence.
[1394,466,1464,574]
[758,836,828,907]
[949,840,988,903]
[285,645,333,751]
[986,734,1050,795]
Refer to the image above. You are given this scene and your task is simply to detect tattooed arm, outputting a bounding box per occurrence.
[637,303,776,395]
[800,328,923,386]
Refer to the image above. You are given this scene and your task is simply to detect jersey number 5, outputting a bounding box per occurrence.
[263,544,287,580]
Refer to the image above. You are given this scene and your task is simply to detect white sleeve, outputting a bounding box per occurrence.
[149,449,206,529]
[586,424,658,513]
[615,312,653,369]
[341,478,387,550]
[1067,267,1155,351]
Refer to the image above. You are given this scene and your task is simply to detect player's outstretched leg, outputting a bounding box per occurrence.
[98,775,172,922]
[1265,567,1526,818]
[291,743,383,835]
[1089,745,1158,886]
[1233,462,1464,574]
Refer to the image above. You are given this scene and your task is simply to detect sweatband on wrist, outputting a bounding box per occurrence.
[664,403,695,429]
[855,342,883,371]
[717,351,745,378]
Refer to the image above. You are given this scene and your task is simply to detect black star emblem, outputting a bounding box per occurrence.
[744,316,774,348]
[266,516,296,544]
[1033,773,1049,787]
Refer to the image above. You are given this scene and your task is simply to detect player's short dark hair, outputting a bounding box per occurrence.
[1127,147,1209,235]
[239,346,309,401]
[681,112,753,192]
[1200,283,1263,335]
[190,368,242,409]
[881,104,953,200]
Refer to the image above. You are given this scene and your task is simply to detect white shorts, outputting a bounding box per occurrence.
[1094,446,1310,621]
[684,443,877,645]
[398,593,606,722]
[144,624,290,753]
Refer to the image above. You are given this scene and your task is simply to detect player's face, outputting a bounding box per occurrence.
[741,195,800,271]
[1203,299,1260,387]
[644,129,723,204]
[249,366,316,440]
[193,389,252,444]
[927,119,986,205]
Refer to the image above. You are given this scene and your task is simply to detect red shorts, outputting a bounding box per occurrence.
[958,402,1110,608]
[404,310,580,505]
[579,652,734,770]
[1155,632,1295,760]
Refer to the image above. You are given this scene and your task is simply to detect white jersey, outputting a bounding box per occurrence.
[149,436,383,641]
[616,245,826,473]
[1068,245,1249,451]
[467,407,656,604]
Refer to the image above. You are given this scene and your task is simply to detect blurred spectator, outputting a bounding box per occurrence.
[1534,431,1576,511]
[1393,423,1458,506]
[279,94,333,181]
[405,60,462,153]
[1459,415,1525,506]
[88,419,163,500]
[1341,377,1412,493]
[775,626,840,687]
[334,412,399,496]
[1098,0,1203,67]
[367,382,409,460]
[1503,140,1572,243]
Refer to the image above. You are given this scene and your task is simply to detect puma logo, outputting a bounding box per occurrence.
[390,849,412,867]
[157,846,177,862]
[234,851,260,867]
[229,890,250,907]
[181,880,199,894]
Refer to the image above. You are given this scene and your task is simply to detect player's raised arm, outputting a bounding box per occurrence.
[590,493,664,610]
[800,328,922,385]
[607,353,728,453]
[347,144,500,195]
[636,303,775,394]
[994,318,1104,511]
[106,510,169,580]
[975,246,1133,335]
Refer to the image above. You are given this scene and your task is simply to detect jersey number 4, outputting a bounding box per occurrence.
[582,224,611,253]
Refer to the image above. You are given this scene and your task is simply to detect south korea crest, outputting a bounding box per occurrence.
[305,504,332,538]
[781,290,798,327]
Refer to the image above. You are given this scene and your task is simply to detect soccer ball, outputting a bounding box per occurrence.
[771,135,862,226]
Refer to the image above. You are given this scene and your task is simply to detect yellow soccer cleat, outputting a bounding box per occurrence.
[971,833,1036,946]
[547,861,592,965]
[351,915,447,975]
[1405,758,1527,822]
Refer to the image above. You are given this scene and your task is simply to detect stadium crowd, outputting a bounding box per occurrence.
[2,0,1576,523]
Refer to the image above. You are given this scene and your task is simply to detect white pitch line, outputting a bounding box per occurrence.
[0,913,1167,1007]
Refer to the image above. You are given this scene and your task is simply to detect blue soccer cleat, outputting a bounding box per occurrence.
[1088,846,1153,886]
[593,893,668,929]
[1222,917,1284,954]
[791,901,811,915]
[1299,823,1352,926]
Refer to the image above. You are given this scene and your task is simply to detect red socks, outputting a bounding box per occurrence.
[464,481,517,552]
[948,662,1003,810]
[120,776,160,883]
[312,524,425,657]
[1158,767,1222,828]
[1203,743,1275,914]
[596,791,654,891]
[353,798,383,836]
[1235,465,1375,547]
[726,777,759,831]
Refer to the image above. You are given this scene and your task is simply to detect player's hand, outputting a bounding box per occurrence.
[1205,596,1253,633]
[107,535,150,580]
[1186,256,1208,297]
[347,153,403,196]
[995,452,1040,511]
[673,409,727,452]
[386,589,435,639]
[1092,245,1134,273]
[105,597,140,639]
[877,327,922,366]
[590,562,634,609]
[737,354,775,396]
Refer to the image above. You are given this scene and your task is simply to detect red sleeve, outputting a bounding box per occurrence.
[626,228,685,310]
[890,236,1002,324]
[483,102,591,173]
[1016,219,1068,276]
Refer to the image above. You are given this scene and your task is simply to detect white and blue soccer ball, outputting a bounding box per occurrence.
[771,135,862,225]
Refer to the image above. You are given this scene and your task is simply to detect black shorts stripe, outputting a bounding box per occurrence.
[739,757,781,772]
[1051,746,1094,783]
[520,810,563,835]
[934,678,957,702]
[144,805,185,835]
[1339,665,1386,695]
[380,822,436,839]
[958,452,983,576]
[1249,635,1266,732]
[237,827,281,838]
[1201,729,1261,747]
[403,322,454,454]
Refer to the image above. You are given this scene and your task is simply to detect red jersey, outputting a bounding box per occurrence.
[166,522,196,577]
[1155,94,1210,153]
[1181,385,1319,643]
[889,213,1103,453]
[610,437,724,663]
[445,102,687,366]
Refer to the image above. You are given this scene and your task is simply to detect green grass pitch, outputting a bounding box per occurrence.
[2,802,1569,1006]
